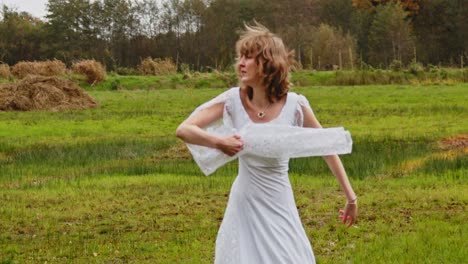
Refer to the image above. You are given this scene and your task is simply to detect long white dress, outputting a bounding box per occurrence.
[185,87,352,264]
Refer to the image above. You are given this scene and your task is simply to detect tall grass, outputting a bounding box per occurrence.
[1,85,466,183]
[292,68,468,86]
[55,69,468,91]
[0,83,466,263]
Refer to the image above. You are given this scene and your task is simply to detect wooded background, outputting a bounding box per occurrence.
[0,0,466,71]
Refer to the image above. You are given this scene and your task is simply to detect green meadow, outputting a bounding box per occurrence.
[0,75,467,263]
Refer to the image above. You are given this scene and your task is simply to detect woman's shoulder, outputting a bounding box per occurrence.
[220,87,240,97]
[287,91,309,104]
[287,91,313,113]
[212,87,239,100]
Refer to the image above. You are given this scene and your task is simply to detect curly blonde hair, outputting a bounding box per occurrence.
[235,22,295,102]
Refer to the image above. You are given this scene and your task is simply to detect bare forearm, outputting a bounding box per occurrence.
[323,155,356,201]
[176,124,220,149]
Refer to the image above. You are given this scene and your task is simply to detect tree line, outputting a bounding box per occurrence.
[0,0,466,71]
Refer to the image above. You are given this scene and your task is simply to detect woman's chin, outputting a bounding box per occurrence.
[240,78,253,86]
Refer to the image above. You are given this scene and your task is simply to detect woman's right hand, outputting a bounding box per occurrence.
[217,134,244,156]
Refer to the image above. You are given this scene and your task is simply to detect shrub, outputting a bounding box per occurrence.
[428,64,439,73]
[389,60,403,72]
[214,70,238,87]
[180,63,191,74]
[408,61,424,75]
[0,63,10,79]
[72,60,107,84]
[138,57,177,75]
[11,60,67,79]
[115,67,139,76]
[110,79,123,90]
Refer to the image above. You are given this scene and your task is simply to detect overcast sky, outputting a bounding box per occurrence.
[1,0,49,19]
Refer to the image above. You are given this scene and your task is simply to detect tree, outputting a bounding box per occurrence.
[317,0,355,33]
[367,3,415,66]
[352,0,421,17]
[308,24,358,70]
[135,0,161,38]
[412,0,468,65]
[45,0,97,63]
[0,5,45,64]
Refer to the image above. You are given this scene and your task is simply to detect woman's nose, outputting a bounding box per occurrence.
[239,56,246,65]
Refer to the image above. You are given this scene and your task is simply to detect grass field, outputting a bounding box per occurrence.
[0,79,467,263]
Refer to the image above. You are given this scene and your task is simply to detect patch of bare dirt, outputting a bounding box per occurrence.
[439,134,468,150]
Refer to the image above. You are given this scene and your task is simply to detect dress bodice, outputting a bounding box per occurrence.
[225,87,306,130]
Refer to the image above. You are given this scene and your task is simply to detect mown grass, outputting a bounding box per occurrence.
[0,81,467,263]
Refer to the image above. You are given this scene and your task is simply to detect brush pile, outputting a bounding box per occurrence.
[11,60,67,79]
[0,75,98,111]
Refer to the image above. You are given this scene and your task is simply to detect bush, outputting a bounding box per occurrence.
[408,61,424,75]
[0,63,11,79]
[389,60,403,72]
[180,63,191,74]
[138,57,177,75]
[115,67,139,76]
[110,79,123,90]
[11,60,67,79]
[72,60,107,84]
[428,64,439,73]
[214,70,238,87]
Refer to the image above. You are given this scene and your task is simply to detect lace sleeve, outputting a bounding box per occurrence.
[295,94,313,127]
[185,88,238,176]
[240,124,352,159]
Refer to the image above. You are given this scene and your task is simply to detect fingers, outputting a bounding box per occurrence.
[222,135,244,156]
[338,209,355,228]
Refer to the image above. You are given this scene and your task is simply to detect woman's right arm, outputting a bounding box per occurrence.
[175,102,244,156]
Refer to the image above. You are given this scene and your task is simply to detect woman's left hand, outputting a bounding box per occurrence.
[339,203,358,228]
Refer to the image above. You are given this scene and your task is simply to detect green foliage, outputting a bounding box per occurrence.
[389,59,403,71]
[115,67,139,76]
[368,3,415,67]
[408,61,424,75]
[305,24,358,70]
[292,69,467,86]
[0,6,45,65]
[1,0,467,69]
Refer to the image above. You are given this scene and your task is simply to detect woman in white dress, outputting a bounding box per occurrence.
[176,22,358,264]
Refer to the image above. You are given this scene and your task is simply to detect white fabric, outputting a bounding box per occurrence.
[186,89,237,175]
[186,87,353,264]
[240,124,352,159]
[187,88,352,176]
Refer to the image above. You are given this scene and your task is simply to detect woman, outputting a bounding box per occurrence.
[176,22,358,263]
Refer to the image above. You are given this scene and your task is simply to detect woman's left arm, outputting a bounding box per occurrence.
[301,104,358,227]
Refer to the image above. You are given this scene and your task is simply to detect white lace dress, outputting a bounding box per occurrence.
[185,87,352,264]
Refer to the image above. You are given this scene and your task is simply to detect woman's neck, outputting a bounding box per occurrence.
[247,84,271,108]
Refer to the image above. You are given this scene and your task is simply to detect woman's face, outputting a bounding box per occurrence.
[238,54,259,87]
